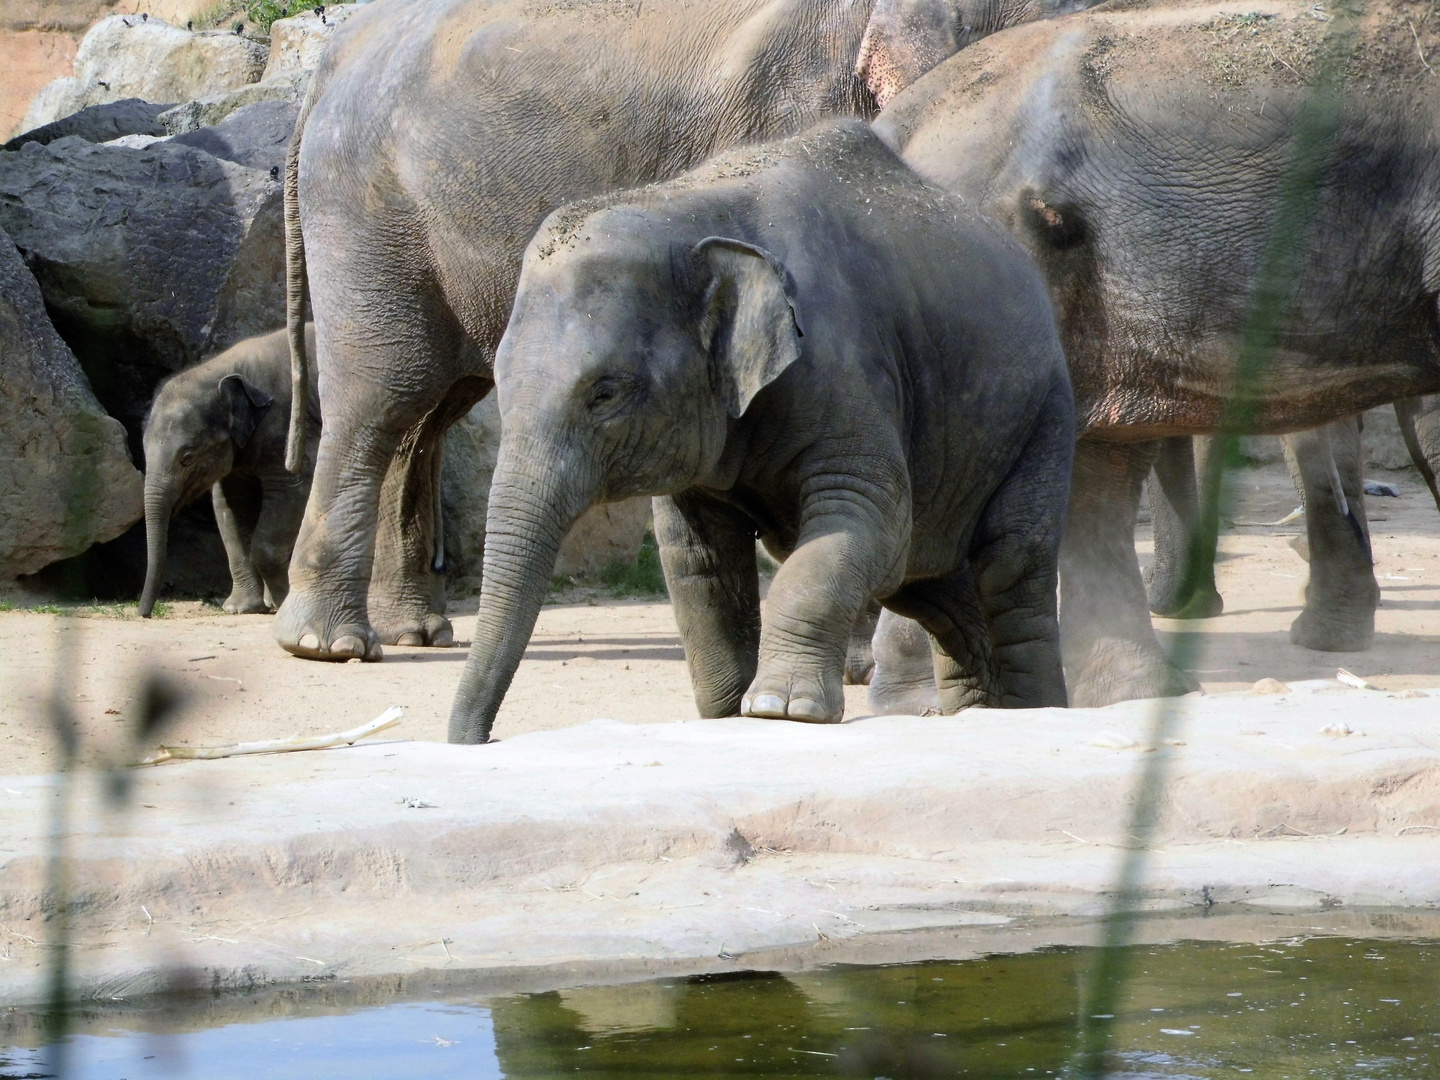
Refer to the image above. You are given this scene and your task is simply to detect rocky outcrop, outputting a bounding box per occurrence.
[21,16,267,133]
[2,97,171,150]
[158,68,307,135]
[156,5,366,135]
[0,134,284,457]
[556,500,653,579]
[263,5,363,81]
[171,98,298,173]
[0,225,142,580]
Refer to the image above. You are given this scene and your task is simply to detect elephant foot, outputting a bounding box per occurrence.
[375,612,455,648]
[273,590,383,662]
[1066,637,1197,708]
[868,680,942,717]
[222,590,270,615]
[741,672,843,724]
[1289,608,1373,652]
[843,640,875,685]
[1151,587,1224,620]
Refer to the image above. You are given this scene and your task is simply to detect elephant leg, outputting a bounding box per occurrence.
[274,269,473,661]
[741,492,905,724]
[868,608,942,715]
[1284,417,1377,652]
[885,568,1000,711]
[213,478,267,614]
[1395,395,1440,512]
[250,471,311,611]
[653,492,760,718]
[966,393,1071,708]
[1145,435,1224,618]
[1061,437,1198,707]
[844,599,881,685]
[368,375,491,647]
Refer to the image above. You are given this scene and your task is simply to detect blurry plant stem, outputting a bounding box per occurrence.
[1068,5,1361,1077]
[45,619,81,1075]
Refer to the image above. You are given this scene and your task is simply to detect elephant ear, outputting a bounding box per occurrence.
[856,0,963,108]
[219,374,274,448]
[693,236,804,419]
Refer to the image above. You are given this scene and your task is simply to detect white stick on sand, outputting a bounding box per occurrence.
[138,707,404,765]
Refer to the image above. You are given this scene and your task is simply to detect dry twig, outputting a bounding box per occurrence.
[138,707,403,765]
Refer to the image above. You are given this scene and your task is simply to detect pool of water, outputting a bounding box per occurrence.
[3,935,1437,1078]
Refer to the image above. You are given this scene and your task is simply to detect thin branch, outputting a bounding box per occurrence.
[137,707,403,765]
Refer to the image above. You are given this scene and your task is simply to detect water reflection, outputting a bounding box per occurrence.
[3,937,1436,1078]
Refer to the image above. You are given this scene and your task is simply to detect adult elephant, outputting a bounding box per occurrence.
[275,0,1099,661]
[875,0,1440,706]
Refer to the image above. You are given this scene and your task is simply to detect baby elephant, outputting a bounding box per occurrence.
[449,119,1074,743]
[139,325,319,617]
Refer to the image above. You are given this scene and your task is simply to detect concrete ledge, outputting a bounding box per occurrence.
[2,682,1438,1005]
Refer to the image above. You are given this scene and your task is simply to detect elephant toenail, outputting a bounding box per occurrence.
[332,634,365,658]
[787,698,838,723]
[396,632,424,646]
[431,627,454,648]
[365,640,384,662]
[746,693,787,719]
[298,633,320,650]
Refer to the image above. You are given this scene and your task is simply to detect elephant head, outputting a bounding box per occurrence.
[856,0,1099,107]
[139,372,273,616]
[447,220,804,742]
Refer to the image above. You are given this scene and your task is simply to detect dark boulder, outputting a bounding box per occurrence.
[170,98,298,174]
[0,134,285,598]
[0,225,142,581]
[0,134,283,461]
[2,99,175,152]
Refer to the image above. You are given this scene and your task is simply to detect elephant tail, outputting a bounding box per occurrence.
[283,85,318,474]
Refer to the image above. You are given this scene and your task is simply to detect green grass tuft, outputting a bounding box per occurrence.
[245,0,296,34]
[596,531,668,598]
[549,531,670,601]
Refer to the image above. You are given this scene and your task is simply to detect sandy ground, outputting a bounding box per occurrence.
[1,462,1437,774]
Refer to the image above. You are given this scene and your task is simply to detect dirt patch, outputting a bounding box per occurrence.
[1,461,1436,775]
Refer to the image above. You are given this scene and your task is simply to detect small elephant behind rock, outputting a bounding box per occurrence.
[448,119,1075,743]
[140,325,319,616]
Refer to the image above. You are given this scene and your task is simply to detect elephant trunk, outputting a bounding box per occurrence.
[447,432,595,743]
[139,479,176,617]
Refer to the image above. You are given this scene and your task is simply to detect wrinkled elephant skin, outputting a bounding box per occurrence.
[141,326,319,617]
[273,0,1103,663]
[877,0,1440,706]
[448,121,1074,743]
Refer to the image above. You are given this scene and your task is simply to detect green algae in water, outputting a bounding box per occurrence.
[4,936,1437,1078]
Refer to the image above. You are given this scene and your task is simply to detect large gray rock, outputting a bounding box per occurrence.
[0,134,283,455]
[21,16,268,132]
[0,227,141,580]
[171,98,298,173]
[158,69,308,136]
[2,98,173,151]
[262,5,363,81]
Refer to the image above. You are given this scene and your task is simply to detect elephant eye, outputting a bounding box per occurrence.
[587,375,635,414]
[179,451,196,467]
